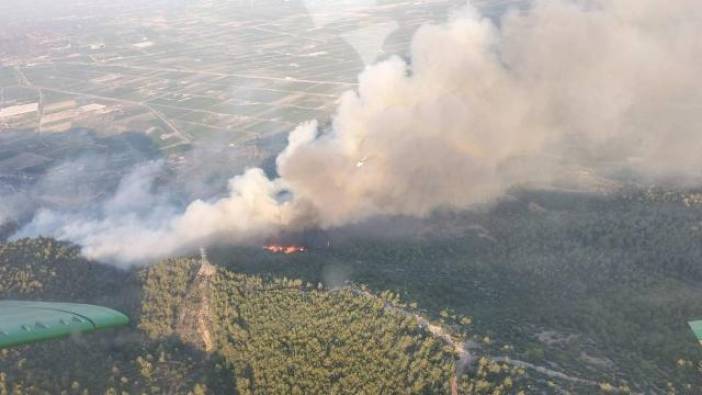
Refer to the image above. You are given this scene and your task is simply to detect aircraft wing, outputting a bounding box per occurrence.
[690,320,702,346]
[0,301,129,349]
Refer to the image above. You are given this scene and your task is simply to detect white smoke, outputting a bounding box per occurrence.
[16,0,702,265]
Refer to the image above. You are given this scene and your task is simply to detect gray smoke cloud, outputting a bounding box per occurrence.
[16,0,702,265]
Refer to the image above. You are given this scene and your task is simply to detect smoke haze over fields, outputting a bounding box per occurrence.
[14,0,702,265]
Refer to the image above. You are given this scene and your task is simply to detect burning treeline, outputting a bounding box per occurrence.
[15,0,702,266]
[263,244,306,255]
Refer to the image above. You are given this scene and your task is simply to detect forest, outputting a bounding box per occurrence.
[0,238,543,394]
[2,186,702,393]
[209,187,702,393]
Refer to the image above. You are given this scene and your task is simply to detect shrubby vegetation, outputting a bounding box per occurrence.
[0,336,230,395]
[4,187,702,393]
[138,258,200,339]
[457,357,526,395]
[0,238,133,308]
[136,258,460,393]
[211,188,702,393]
[0,239,230,395]
[3,238,519,394]
[209,271,454,394]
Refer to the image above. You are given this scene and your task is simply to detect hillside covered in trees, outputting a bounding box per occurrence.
[139,258,460,394]
[3,187,702,393]
[209,188,702,393]
[0,238,547,394]
[0,239,230,394]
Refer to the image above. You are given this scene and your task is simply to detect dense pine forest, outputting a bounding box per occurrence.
[0,238,540,394]
[209,188,702,393]
[2,187,702,393]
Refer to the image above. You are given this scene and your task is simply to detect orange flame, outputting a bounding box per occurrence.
[263,244,306,254]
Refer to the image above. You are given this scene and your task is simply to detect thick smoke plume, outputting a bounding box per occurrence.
[16,0,702,265]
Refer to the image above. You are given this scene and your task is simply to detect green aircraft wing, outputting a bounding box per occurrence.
[0,301,129,349]
[689,320,702,345]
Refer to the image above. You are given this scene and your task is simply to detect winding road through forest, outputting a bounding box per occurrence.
[332,285,603,393]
